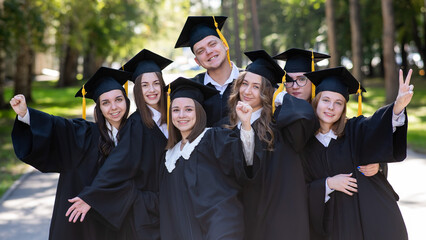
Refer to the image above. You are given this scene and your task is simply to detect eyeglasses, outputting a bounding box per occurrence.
[284,76,309,88]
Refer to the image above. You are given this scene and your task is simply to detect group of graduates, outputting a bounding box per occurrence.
[10,15,414,240]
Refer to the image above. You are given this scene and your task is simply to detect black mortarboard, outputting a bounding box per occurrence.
[167,77,218,105]
[122,49,173,82]
[75,67,130,101]
[174,16,227,50]
[245,50,285,86]
[304,66,366,102]
[273,48,330,73]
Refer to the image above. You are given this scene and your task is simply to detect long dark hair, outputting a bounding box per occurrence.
[166,99,207,149]
[133,72,167,128]
[94,89,131,164]
[226,72,275,151]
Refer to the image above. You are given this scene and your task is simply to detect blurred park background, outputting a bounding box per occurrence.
[0,0,425,200]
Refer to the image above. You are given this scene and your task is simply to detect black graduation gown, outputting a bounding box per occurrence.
[302,103,408,240]
[11,108,124,240]
[192,73,234,127]
[78,111,167,240]
[159,128,245,240]
[239,93,318,240]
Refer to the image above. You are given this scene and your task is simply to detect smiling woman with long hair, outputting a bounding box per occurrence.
[302,67,412,240]
[10,67,131,240]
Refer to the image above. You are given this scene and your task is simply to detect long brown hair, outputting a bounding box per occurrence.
[166,99,207,149]
[226,72,275,151]
[133,72,167,128]
[94,89,131,164]
[311,91,347,137]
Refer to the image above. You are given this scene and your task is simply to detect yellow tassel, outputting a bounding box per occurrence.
[272,71,286,114]
[357,82,362,116]
[122,65,128,96]
[167,84,171,130]
[311,49,316,100]
[213,16,232,68]
[82,85,87,120]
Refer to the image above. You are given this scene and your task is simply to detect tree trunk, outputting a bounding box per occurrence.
[0,0,5,108]
[232,0,242,67]
[349,0,363,83]
[243,0,251,52]
[250,0,261,49]
[381,0,398,104]
[58,44,79,87]
[410,6,426,70]
[221,0,232,48]
[325,0,340,67]
[14,40,32,100]
[83,41,102,80]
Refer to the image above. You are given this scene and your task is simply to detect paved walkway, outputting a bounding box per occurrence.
[0,149,425,239]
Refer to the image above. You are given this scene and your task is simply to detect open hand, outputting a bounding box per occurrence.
[327,173,358,196]
[65,197,91,223]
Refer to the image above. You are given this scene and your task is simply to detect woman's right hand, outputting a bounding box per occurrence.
[10,94,28,118]
[327,173,358,196]
[236,101,253,131]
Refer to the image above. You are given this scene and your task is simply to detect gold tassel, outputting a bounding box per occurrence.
[122,65,128,96]
[311,49,316,100]
[272,71,286,114]
[82,85,87,120]
[213,16,232,68]
[167,84,171,130]
[357,82,362,116]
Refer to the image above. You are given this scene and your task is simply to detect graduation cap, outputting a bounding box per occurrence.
[244,50,287,114]
[273,48,330,73]
[122,49,173,82]
[174,16,231,67]
[245,50,285,86]
[165,77,219,128]
[304,66,366,116]
[273,48,330,100]
[75,67,131,119]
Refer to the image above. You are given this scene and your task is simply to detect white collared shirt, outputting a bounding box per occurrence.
[237,108,262,166]
[147,105,168,139]
[106,120,119,146]
[203,62,239,95]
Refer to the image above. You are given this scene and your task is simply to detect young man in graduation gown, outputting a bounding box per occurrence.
[273,48,386,177]
[175,16,240,127]
[10,67,134,240]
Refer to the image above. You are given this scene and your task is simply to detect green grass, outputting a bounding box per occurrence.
[346,75,426,154]
[0,80,84,197]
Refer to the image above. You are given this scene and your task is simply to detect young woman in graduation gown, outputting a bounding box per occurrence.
[10,67,132,240]
[223,50,318,240]
[66,49,172,239]
[159,77,253,240]
[302,67,411,240]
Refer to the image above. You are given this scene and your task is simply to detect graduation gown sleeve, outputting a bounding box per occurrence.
[11,107,97,172]
[274,93,319,152]
[188,128,245,240]
[348,103,408,165]
[78,113,160,236]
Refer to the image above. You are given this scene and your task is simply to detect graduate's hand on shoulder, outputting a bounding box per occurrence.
[236,101,253,131]
[357,163,379,177]
[66,197,91,223]
[394,69,414,115]
[327,173,358,196]
[10,94,28,118]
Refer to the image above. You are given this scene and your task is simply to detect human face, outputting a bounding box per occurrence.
[99,89,127,129]
[286,72,312,102]
[316,91,346,132]
[239,72,262,111]
[171,97,196,140]
[141,72,162,110]
[193,35,229,71]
